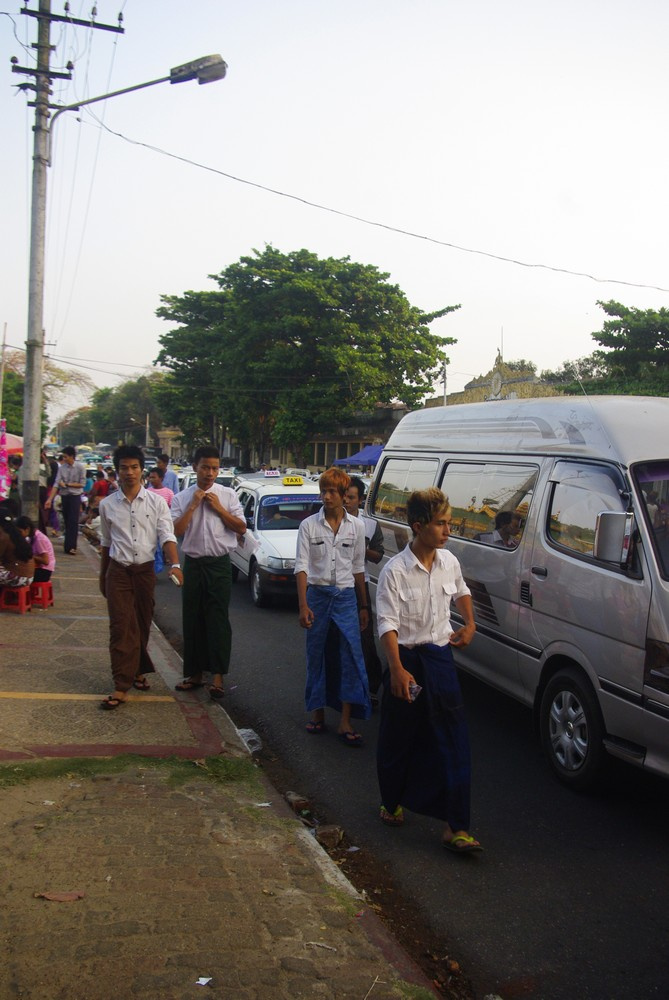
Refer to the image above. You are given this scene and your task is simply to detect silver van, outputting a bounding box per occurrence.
[366,396,669,788]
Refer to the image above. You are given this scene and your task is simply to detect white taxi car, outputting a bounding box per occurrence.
[231,473,322,607]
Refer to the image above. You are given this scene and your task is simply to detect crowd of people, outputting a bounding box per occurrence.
[2,443,483,854]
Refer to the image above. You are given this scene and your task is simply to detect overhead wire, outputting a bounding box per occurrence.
[81,117,669,296]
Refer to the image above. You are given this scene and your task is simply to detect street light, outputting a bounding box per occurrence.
[19,55,227,521]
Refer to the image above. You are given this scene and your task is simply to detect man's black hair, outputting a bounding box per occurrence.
[348,476,366,501]
[193,445,220,466]
[149,465,165,480]
[157,453,170,464]
[62,445,76,458]
[113,445,145,472]
[494,510,516,530]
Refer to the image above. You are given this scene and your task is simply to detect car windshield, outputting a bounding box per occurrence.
[633,461,669,579]
[258,495,321,529]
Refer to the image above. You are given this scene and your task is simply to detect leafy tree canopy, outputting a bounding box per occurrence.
[541,300,669,397]
[157,246,459,462]
[83,375,166,447]
[1,369,49,437]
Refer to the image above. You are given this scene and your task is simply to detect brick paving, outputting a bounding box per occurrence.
[0,536,437,999]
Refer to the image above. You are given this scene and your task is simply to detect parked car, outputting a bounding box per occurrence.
[179,469,236,491]
[231,474,322,606]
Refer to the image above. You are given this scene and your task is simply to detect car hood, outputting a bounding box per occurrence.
[256,530,299,561]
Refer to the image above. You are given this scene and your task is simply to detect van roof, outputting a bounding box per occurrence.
[384,396,669,464]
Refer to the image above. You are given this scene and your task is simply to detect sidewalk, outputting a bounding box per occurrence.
[0,538,439,999]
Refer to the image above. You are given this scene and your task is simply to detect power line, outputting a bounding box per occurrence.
[81,115,669,295]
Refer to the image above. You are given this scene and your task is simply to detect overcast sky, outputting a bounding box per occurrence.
[2,0,668,422]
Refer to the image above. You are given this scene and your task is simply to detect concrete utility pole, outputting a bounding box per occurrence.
[14,0,123,522]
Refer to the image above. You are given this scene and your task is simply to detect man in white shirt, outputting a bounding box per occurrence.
[44,446,86,555]
[98,445,182,710]
[171,446,246,700]
[375,487,482,853]
[157,454,180,494]
[295,468,371,745]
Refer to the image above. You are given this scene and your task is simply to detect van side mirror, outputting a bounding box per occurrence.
[593,510,633,564]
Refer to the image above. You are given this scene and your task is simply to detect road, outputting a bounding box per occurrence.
[155,572,669,1000]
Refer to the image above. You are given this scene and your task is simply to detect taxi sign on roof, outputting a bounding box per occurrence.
[263,469,280,477]
[282,475,304,486]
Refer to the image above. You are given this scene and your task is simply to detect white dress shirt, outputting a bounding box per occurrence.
[376,543,471,647]
[99,486,176,566]
[294,508,365,587]
[53,461,87,496]
[170,484,244,557]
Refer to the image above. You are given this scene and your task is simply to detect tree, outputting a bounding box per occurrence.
[541,301,669,397]
[4,349,94,413]
[58,407,95,447]
[85,376,166,446]
[1,371,25,434]
[157,246,459,462]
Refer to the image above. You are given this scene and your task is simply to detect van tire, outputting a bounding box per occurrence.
[539,669,605,790]
[250,562,270,608]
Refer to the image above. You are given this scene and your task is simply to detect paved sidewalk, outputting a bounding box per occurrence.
[0,538,438,999]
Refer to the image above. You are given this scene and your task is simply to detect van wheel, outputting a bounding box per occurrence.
[539,669,605,790]
[231,564,239,582]
[250,562,270,608]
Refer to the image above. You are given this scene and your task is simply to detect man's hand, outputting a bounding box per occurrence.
[190,489,207,510]
[203,490,224,516]
[449,622,476,648]
[168,567,184,587]
[389,664,416,702]
[299,605,315,629]
[358,608,369,632]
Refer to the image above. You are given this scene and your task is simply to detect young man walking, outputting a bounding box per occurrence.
[170,446,246,700]
[44,446,86,554]
[98,445,182,710]
[295,467,371,745]
[375,487,482,852]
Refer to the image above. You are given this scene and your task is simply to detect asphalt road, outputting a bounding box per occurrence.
[154,573,669,1000]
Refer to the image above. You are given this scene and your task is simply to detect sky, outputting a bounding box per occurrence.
[2,0,669,424]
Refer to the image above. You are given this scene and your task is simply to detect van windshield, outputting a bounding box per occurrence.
[633,462,669,578]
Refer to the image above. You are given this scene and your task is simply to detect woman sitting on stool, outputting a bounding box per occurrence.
[16,515,56,582]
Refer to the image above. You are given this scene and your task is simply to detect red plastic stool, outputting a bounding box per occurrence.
[0,585,32,614]
[30,580,54,609]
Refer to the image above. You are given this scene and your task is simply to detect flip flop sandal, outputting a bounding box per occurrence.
[175,679,205,691]
[209,686,225,700]
[443,834,483,853]
[99,696,126,711]
[380,805,404,826]
[337,730,363,747]
[133,678,150,691]
[306,720,327,734]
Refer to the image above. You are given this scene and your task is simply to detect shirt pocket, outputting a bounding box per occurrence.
[398,586,422,614]
[441,580,458,606]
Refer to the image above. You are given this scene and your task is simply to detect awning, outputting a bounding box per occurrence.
[333,443,384,467]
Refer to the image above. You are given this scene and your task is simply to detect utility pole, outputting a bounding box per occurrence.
[12,1,123,521]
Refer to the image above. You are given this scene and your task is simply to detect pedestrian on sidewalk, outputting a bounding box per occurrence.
[44,446,85,555]
[294,467,371,746]
[170,446,246,701]
[156,453,179,494]
[375,487,482,853]
[98,445,183,711]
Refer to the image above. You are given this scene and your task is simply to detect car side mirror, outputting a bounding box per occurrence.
[593,510,633,564]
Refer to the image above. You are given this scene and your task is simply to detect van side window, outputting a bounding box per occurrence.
[440,462,537,546]
[371,458,439,523]
[547,462,624,557]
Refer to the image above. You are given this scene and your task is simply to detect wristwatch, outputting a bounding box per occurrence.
[170,563,181,570]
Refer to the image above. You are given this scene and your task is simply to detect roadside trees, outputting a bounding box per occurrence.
[157,246,459,463]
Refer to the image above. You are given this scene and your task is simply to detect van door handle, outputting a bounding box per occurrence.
[531,566,548,577]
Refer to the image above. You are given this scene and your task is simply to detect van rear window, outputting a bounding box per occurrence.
[371,458,439,523]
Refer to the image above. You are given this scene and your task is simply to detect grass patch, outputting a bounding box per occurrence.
[394,982,440,999]
[0,754,260,792]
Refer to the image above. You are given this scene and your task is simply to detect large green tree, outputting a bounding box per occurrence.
[157,247,459,462]
[85,375,166,446]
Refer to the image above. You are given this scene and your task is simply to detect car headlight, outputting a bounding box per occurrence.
[266,557,295,571]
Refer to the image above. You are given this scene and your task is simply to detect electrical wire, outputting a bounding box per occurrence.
[81,116,669,296]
